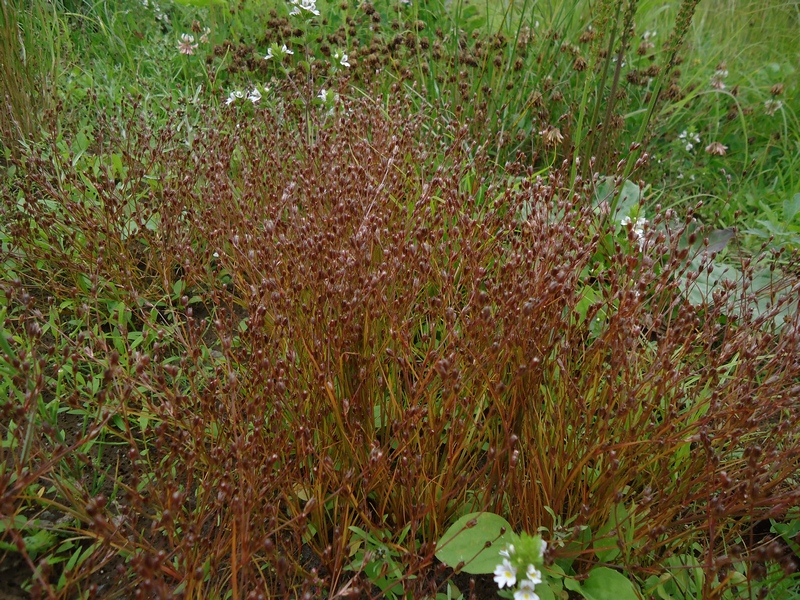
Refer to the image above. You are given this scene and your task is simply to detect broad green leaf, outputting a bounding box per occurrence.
[535,581,557,600]
[435,512,513,574]
[594,177,641,221]
[569,567,641,600]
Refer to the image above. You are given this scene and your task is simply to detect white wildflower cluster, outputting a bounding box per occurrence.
[621,214,647,251]
[141,0,169,24]
[493,535,547,600]
[226,84,270,106]
[289,0,320,16]
[678,129,701,153]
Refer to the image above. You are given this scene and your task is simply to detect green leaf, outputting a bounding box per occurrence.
[784,193,800,223]
[535,581,557,600]
[594,504,624,563]
[435,512,513,574]
[569,567,641,600]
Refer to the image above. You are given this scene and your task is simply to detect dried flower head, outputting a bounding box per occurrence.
[770,83,784,97]
[573,56,588,71]
[705,142,728,156]
[540,126,563,147]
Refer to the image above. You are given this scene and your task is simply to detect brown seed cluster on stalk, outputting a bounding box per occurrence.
[1,90,800,598]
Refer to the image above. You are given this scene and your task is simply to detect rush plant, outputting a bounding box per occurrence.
[2,90,799,597]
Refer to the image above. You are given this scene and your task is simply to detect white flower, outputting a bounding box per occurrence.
[514,582,540,600]
[336,51,350,67]
[225,90,245,105]
[200,27,211,44]
[247,88,262,104]
[678,130,688,140]
[526,564,543,585]
[499,544,515,558]
[282,44,294,55]
[685,142,694,152]
[264,47,275,60]
[318,88,328,101]
[538,539,547,560]
[621,216,647,250]
[493,559,517,589]
[177,33,198,55]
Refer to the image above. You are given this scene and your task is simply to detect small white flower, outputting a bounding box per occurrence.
[621,216,647,250]
[213,252,220,258]
[318,88,328,101]
[678,130,688,140]
[282,44,294,55]
[685,142,694,152]
[226,90,245,105]
[499,543,515,558]
[514,582,540,600]
[538,539,547,560]
[335,51,350,67]
[200,27,211,44]
[526,564,543,584]
[264,47,275,60]
[493,559,517,589]
[247,88,262,104]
